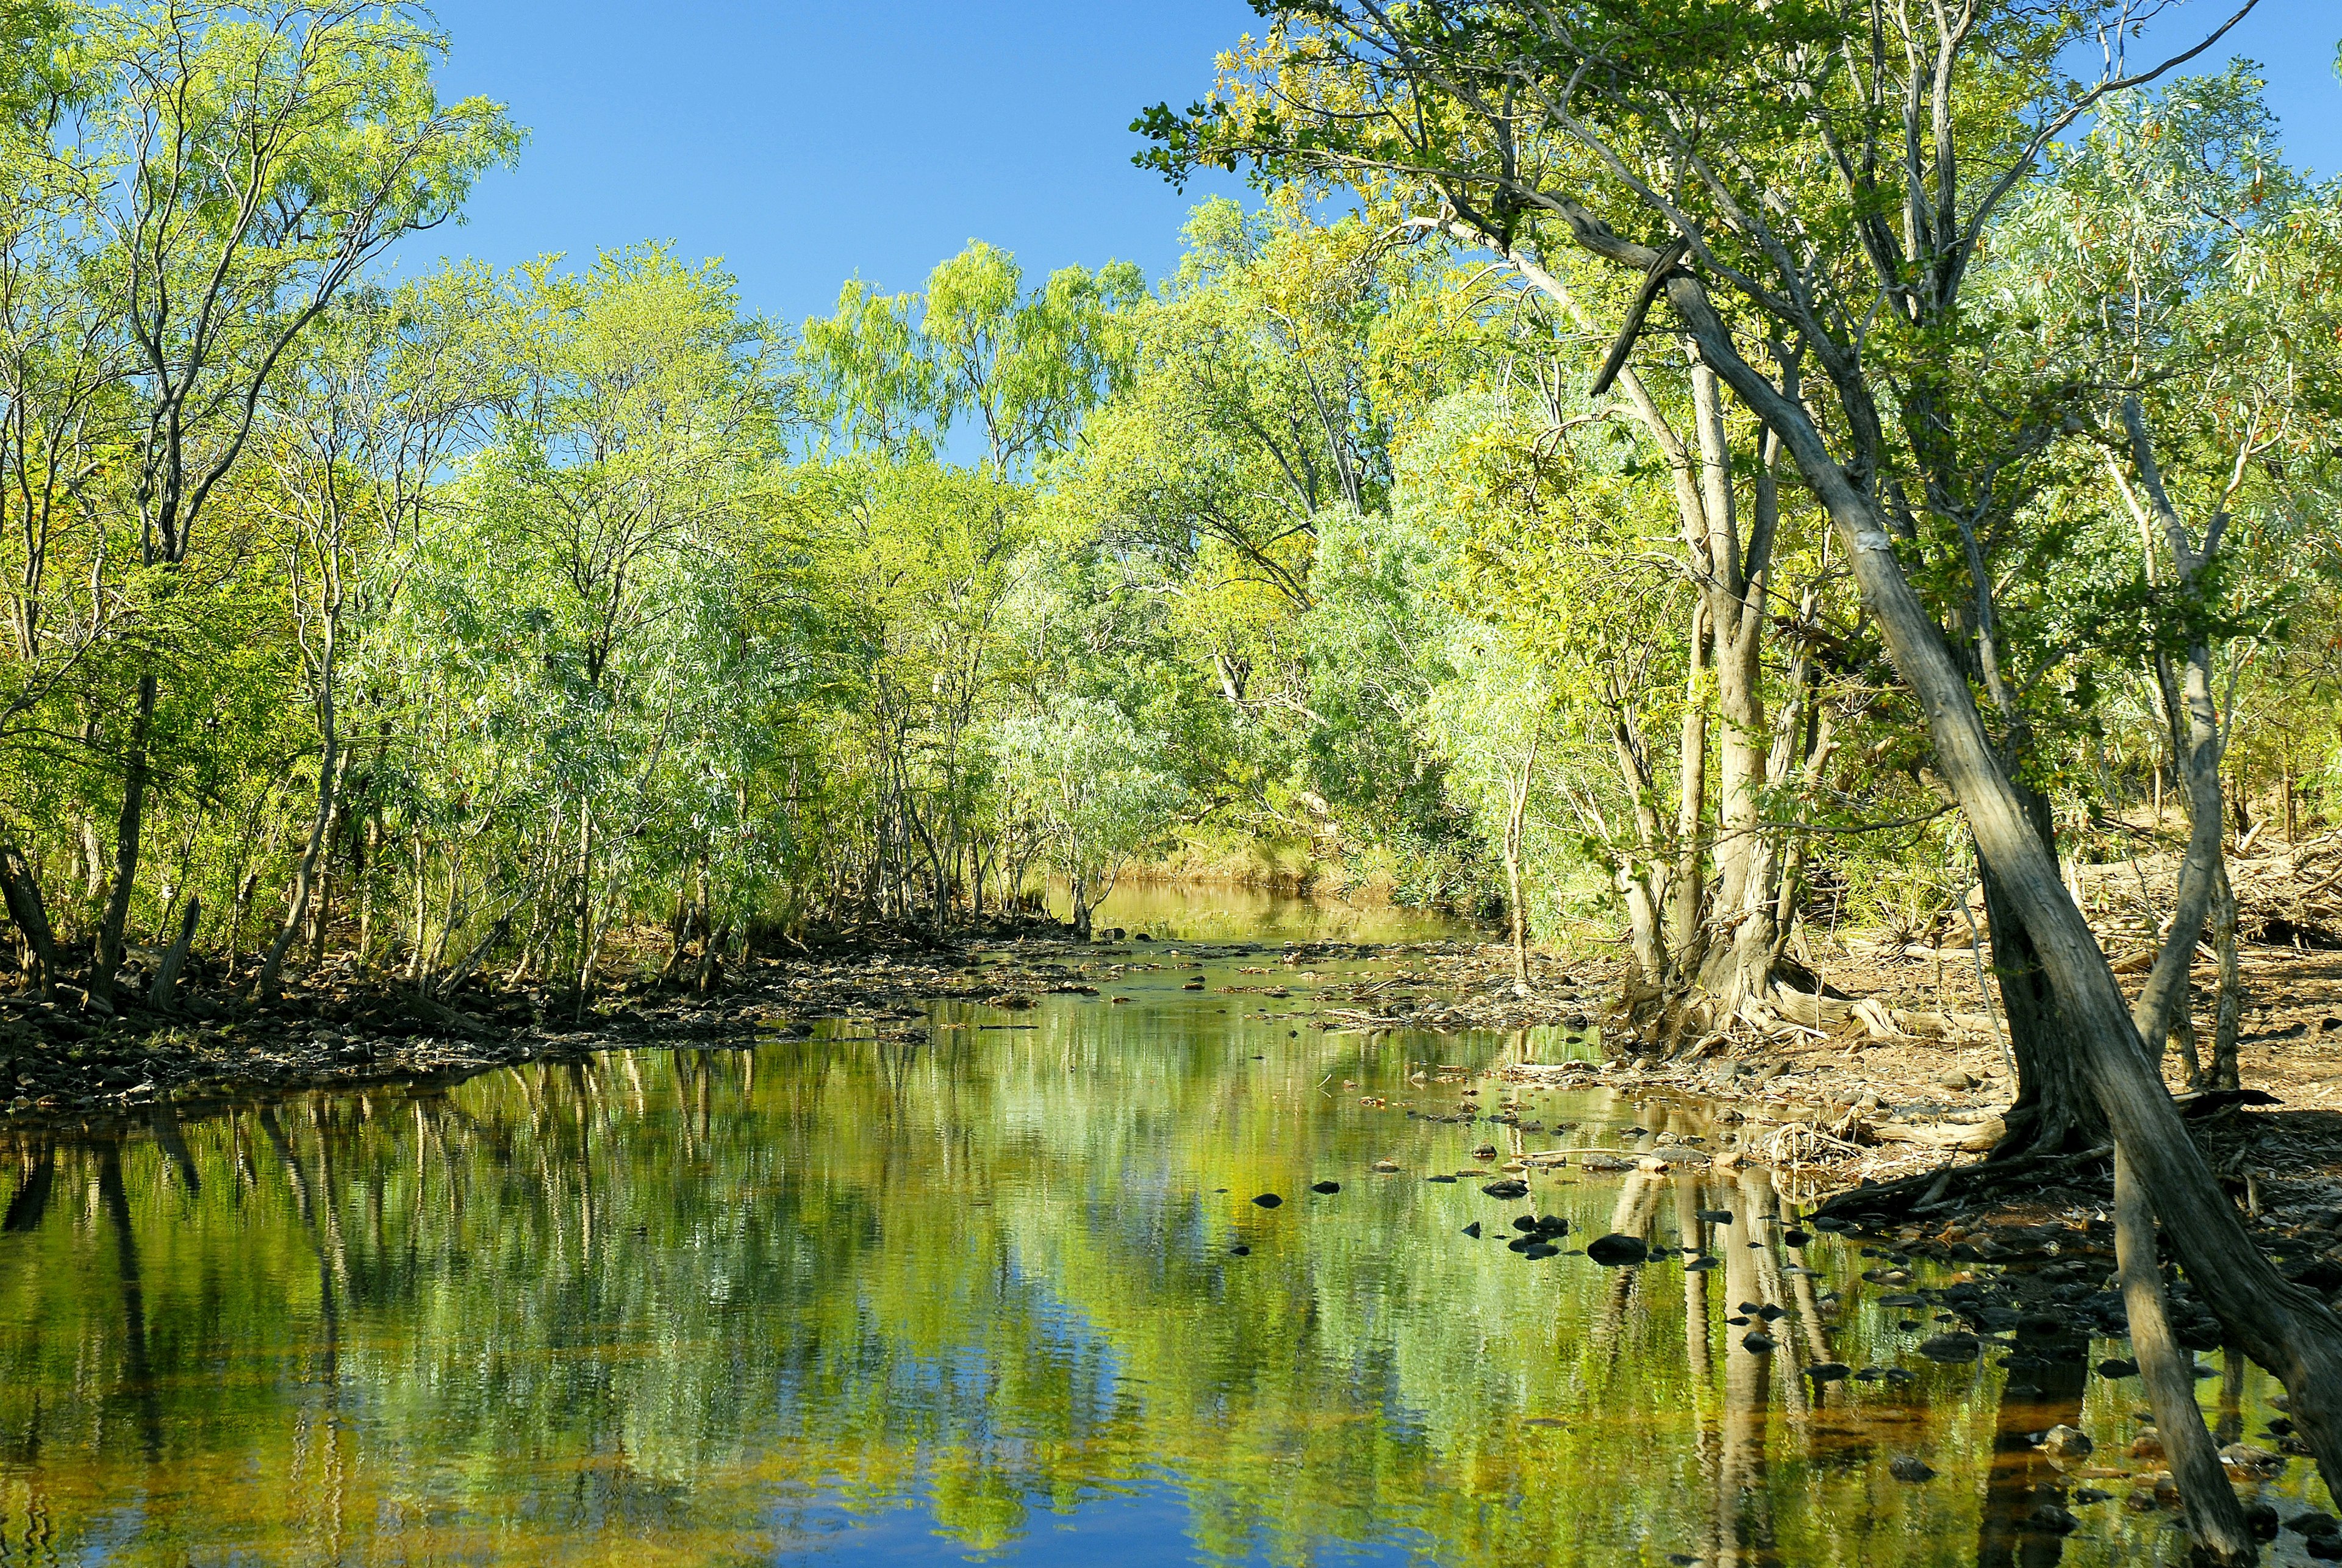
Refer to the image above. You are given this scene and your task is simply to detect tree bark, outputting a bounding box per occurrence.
[148,895,199,1012]
[0,842,57,996]
[256,719,340,1000]
[1977,788,2107,1160]
[91,670,158,1004]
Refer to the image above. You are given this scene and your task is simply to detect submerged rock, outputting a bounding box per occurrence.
[1252,1193,1283,1208]
[1917,1333,1982,1362]
[1585,1234,1649,1267]
[1888,1456,1937,1483]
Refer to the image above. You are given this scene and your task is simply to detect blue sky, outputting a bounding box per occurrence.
[396,1,2342,324]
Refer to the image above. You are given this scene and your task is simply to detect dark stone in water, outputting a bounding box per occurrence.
[1535,1215,1568,1236]
[2312,1536,2342,1562]
[1918,1333,1983,1362]
[1756,1304,1786,1321]
[1252,1194,1283,1208]
[1461,1222,1483,1238]
[2072,1489,2113,1505]
[2244,1502,2280,1541]
[1889,1456,1937,1482]
[1783,1229,1811,1247]
[2288,1511,2341,1539]
[1696,1209,1735,1225]
[1521,1242,1558,1259]
[1230,1245,1250,1256]
[1727,1316,1752,1326]
[1741,1331,1777,1353]
[1311,1181,1341,1194]
[1685,1258,1719,1272]
[2025,1505,2079,1536]
[1481,1181,1530,1200]
[1807,1362,1852,1383]
[1585,1234,1649,1267]
[1425,1174,1456,1183]
[2096,1357,2139,1379]
[1513,1215,1542,1233]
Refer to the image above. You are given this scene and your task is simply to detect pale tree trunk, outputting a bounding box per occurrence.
[1502,740,1539,995]
[1668,596,1709,979]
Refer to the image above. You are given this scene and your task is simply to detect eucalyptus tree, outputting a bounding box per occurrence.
[1999,65,2342,1089]
[1145,0,2342,1511]
[66,0,514,1002]
[992,695,1183,939]
[246,271,500,998]
[434,247,780,995]
[802,241,1142,478]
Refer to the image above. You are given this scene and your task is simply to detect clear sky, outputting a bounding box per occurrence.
[396,1,2342,324]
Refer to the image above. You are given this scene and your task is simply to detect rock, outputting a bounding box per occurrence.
[2127,1434,2166,1461]
[1696,1209,1734,1225]
[1252,1193,1283,1209]
[1888,1456,1937,1482]
[1461,1222,1483,1238]
[2286,1511,2340,1539]
[2219,1442,2285,1475]
[2072,1488,2113,1505]
[2025,1505,2079,1536]
[1229,1244,1250,1255]
[2243,1502,2280,1541]
[2039,1425,2092,1459]
[1939,1069,1978,1092]
[1370,1161,1400,1173]
[1470,1144,1499,1159]
[2310,1536,2342,1562]
[1481,1180,1529,1199]
[1741,1331,1777,1353]
[1585,1234,1649,1267]
[1917,1333,1982,1362]
[1636,1156,1672,1173]
[2096,1357,2138,1379]
[1310,1180,1341,1194]
[1807,1362,1852,1384]
[1782,1228,1810,1247]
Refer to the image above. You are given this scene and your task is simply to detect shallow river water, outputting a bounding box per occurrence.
[0,890,2328,1565]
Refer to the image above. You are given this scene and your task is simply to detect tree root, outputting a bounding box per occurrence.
[1813,1143,2111,1225]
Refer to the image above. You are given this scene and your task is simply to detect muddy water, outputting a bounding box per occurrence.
[0,930,2327,1564]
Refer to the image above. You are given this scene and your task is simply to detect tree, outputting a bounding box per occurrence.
[1145,0,2342,1520]
[74,0,515,1002]
[994,696,1182,939]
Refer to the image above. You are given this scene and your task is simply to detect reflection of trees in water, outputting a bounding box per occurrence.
[0,1045,2209,1564]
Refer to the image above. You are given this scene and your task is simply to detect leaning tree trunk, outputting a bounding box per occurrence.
[0,842,58,997]
[1635,264,2342,1495]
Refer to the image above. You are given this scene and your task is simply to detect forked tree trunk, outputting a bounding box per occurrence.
[256,723,341,1000]
[91,671,159,1004]
[149,895,200,1012]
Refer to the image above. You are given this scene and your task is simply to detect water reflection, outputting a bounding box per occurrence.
[0,967,2319,1565]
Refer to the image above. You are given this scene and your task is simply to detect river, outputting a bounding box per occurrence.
[0,887,2322,1564]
